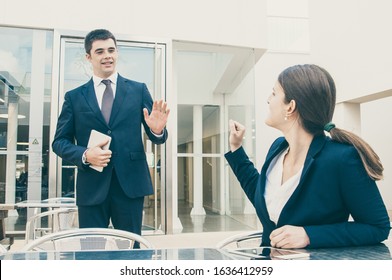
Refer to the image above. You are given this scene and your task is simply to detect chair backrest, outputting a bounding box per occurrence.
[0,244,8,254]
[216,231,263,249]
[22,228,153,252]
[25,208,79,244]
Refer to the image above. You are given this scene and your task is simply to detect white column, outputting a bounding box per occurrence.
[26,31,46,217]
[211,136,218,212]
[167,48,183,234]
[190,105,206,215]
[5,93,18,206]
[171,154,183,233]
[243,105,255,214]
[190,215,206,232]
[219,102,226,215]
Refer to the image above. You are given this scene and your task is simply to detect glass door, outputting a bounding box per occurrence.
[53,35,167,234]
[174,41,262,233]
[0,27,53,224]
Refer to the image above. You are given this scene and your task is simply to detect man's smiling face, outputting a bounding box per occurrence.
[86,38,118,79]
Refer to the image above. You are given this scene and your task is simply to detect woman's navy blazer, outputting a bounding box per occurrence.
[225,134,390,248]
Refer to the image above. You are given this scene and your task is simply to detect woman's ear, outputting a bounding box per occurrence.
[286,99,297,116]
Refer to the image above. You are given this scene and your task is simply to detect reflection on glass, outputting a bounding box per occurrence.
[178,105,194,153]
[116,46,154,92]
[202,157,220,211]
[0,26,52,206]
[202,105,220,154]
[178,156,193,210]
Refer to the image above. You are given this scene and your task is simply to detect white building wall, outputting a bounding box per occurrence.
[309,0,392,210]
[309,0,392,101]
[0,0,267,48]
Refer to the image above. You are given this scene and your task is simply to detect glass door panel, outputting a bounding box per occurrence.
[175,42,260,232]
[0,27,53,208]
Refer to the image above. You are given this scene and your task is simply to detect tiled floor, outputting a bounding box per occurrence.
[5,201,261,231]
[164,200,261,233]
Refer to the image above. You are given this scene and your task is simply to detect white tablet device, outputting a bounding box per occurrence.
[87,129,112,172]
[229,247,310,260]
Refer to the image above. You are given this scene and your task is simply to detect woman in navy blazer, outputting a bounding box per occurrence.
[226,64,390,248]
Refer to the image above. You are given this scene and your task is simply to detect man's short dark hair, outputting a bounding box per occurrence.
[84,29,117,54]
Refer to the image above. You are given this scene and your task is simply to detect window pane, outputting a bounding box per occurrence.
[202,106,220,154]
[0,27,52,206]
[202,157,220,211]
[178,105,194,153]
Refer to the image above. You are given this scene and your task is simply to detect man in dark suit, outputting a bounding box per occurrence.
[52,29,169,238]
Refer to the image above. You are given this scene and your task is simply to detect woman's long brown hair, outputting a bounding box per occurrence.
[278,64,383,180]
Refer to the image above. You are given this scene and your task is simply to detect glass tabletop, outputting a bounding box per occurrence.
[1,241,392,260]
[0,248,235,260]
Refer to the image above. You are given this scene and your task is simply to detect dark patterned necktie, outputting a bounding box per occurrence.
[101,79,114,124]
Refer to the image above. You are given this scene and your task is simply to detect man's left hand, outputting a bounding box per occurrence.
[143,99,170,134]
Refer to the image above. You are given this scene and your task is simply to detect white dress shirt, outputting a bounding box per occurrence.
[264,148,303,224]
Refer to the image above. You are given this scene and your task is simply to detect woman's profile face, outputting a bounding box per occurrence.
[265,81,290,129]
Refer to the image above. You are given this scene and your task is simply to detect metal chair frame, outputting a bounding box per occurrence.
[216,230,263,249]
[24,208,79,244]
[22,228,153,251]
[0,243,8,254]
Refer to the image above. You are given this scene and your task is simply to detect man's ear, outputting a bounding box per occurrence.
[85,53,91,61]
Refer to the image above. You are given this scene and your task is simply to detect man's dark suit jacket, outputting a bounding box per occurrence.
[225,134,390,248]
[52,74,167,206]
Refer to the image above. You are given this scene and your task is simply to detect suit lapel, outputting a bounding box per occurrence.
[81,79,107,126]
[297,134,326,187]
[108,74,127,126]
[262,139,289,175]
[277,134,327,225]
[256,138,289,228]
